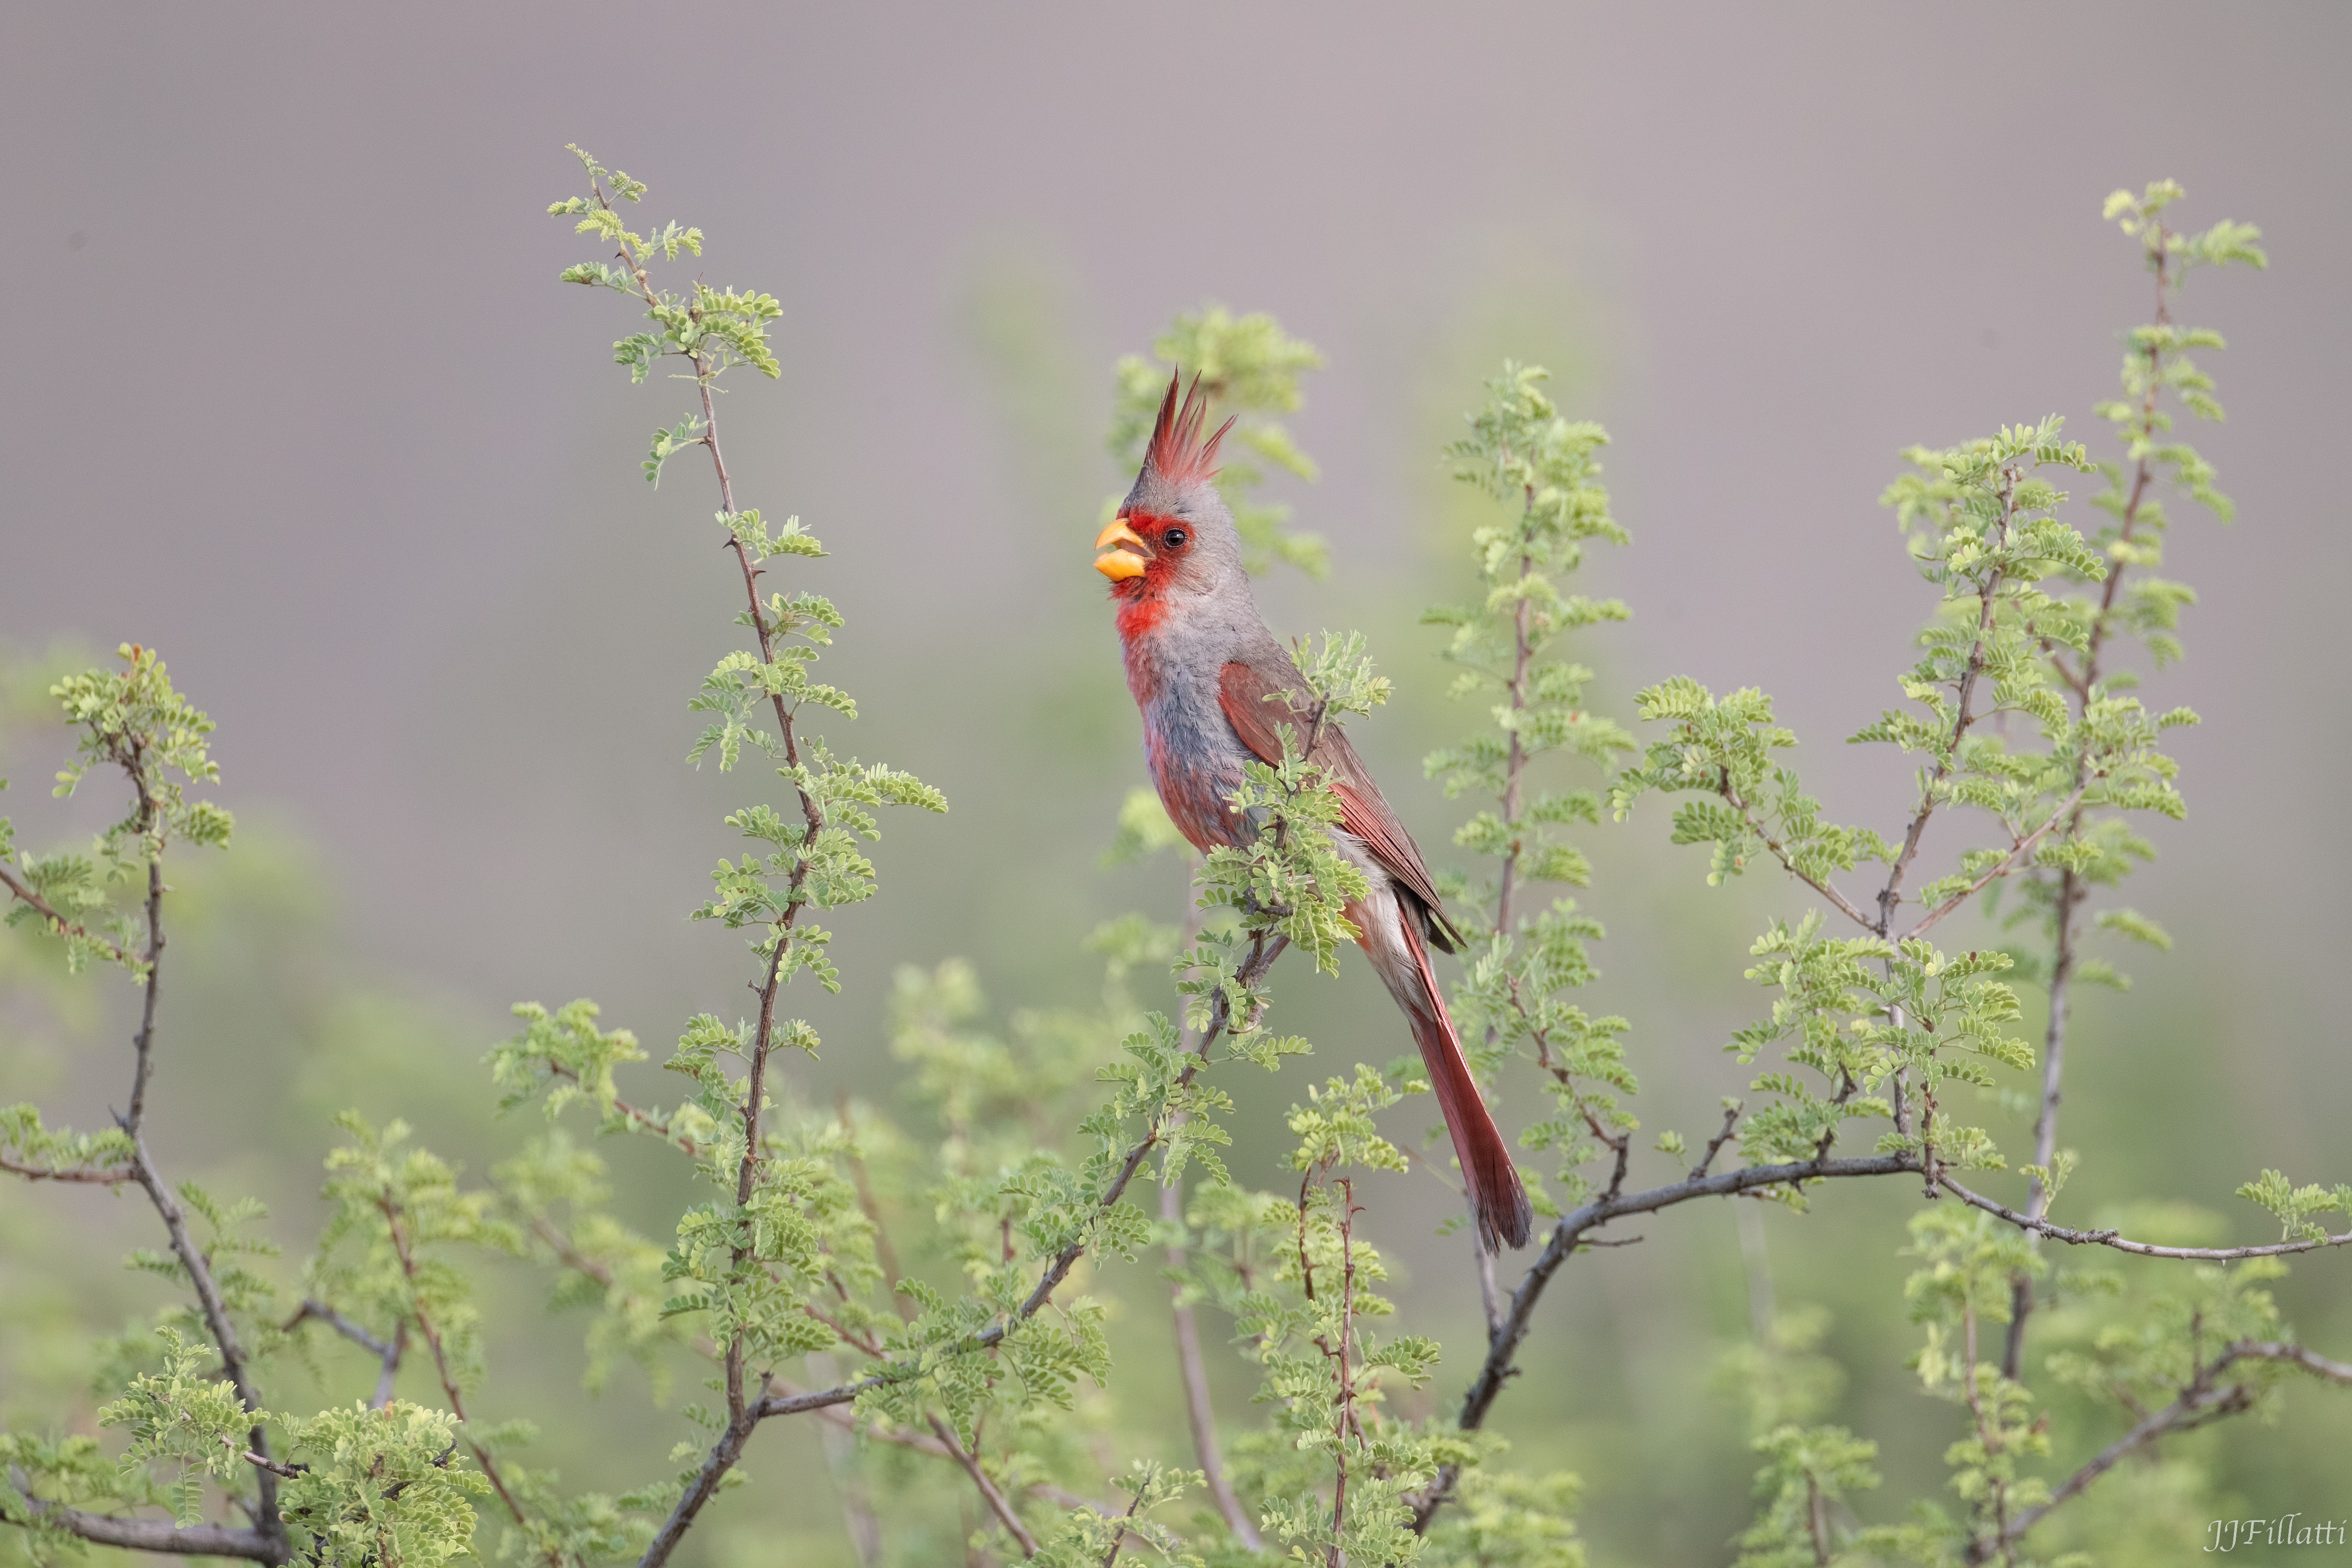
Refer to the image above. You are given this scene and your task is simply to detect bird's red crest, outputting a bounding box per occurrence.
[1141,370,1237,492]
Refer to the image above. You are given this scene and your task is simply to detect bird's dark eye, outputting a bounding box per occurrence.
[1162,528,1188,548]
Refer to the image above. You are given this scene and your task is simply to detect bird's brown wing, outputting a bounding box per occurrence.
[1217,659,1465,952]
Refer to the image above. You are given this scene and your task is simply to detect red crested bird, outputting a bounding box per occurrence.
[1094,373,1534,1252]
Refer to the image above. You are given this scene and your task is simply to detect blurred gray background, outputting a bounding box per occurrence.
[4,4,2348,1564]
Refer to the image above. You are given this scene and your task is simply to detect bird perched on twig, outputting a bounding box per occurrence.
[1093,373,1534,1252]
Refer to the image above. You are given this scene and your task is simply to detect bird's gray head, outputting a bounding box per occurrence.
[1094,372,1249,616]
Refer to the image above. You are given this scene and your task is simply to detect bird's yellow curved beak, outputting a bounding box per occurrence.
[1094,519,1149,581]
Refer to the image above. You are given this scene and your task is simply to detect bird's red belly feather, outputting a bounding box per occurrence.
[1146,734,1245,855]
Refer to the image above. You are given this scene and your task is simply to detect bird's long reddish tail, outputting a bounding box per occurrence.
[1364,900,1534,1252]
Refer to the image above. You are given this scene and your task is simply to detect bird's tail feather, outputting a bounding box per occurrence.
[1391,908,1534,1253]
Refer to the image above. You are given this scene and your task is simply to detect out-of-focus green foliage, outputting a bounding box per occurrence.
[1109,306,1329,578]
[3,645,230,977]
[1425,362,1632,1225]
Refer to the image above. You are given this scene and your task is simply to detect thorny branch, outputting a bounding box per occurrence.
[1877,458,2018,936]
[1992,1340,2352,1554]
[4,1482,286,1564]
[1413,1150,1918,1531]
[575,162,840,1568]
[1936,1172,2352,1261]
[2005,214,2180,1381]
[1898,782,2092,942]
[1,750,291,1559]
[1411,1141,2350,1531]
[1719,778,1878,932]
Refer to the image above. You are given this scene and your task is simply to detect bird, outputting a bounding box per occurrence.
[1092,371,1535,1252]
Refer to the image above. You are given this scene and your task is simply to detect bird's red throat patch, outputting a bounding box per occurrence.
[1113,584,1168,641]
[1108,510,1181,642]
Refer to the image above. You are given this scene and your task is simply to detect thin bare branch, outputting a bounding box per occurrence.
[928,1413,1041,1558]
[1721,781,1876,929]
[0,863,135,968]
[1411,1047,2341,1536]
[0,1153,134,1184]
[223,1439,306,1481]
[2000,1383,2250,1549]
[5,1484,287,1564]
[1936,1173,2352,1260]
[1994,1332,2342,1550]
[1877,462,2015,935]
[2228,1340,2352,1383]
[1471,1226,1505,1341]
[1413,1150,1917,1531]
[283,1298,392,1359]
[1098,1485,1150,1568]
[282,1298,411,1409]
[381,1198,550,1560]
[1692,1101,1744,1181]
[839,1097,912,1318]
[1899,782,2091,942]
[536,1059,702,1156]
[2001,221,2176,1399]
[775,1370,1129,1535]
[373,1320,410,1410]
